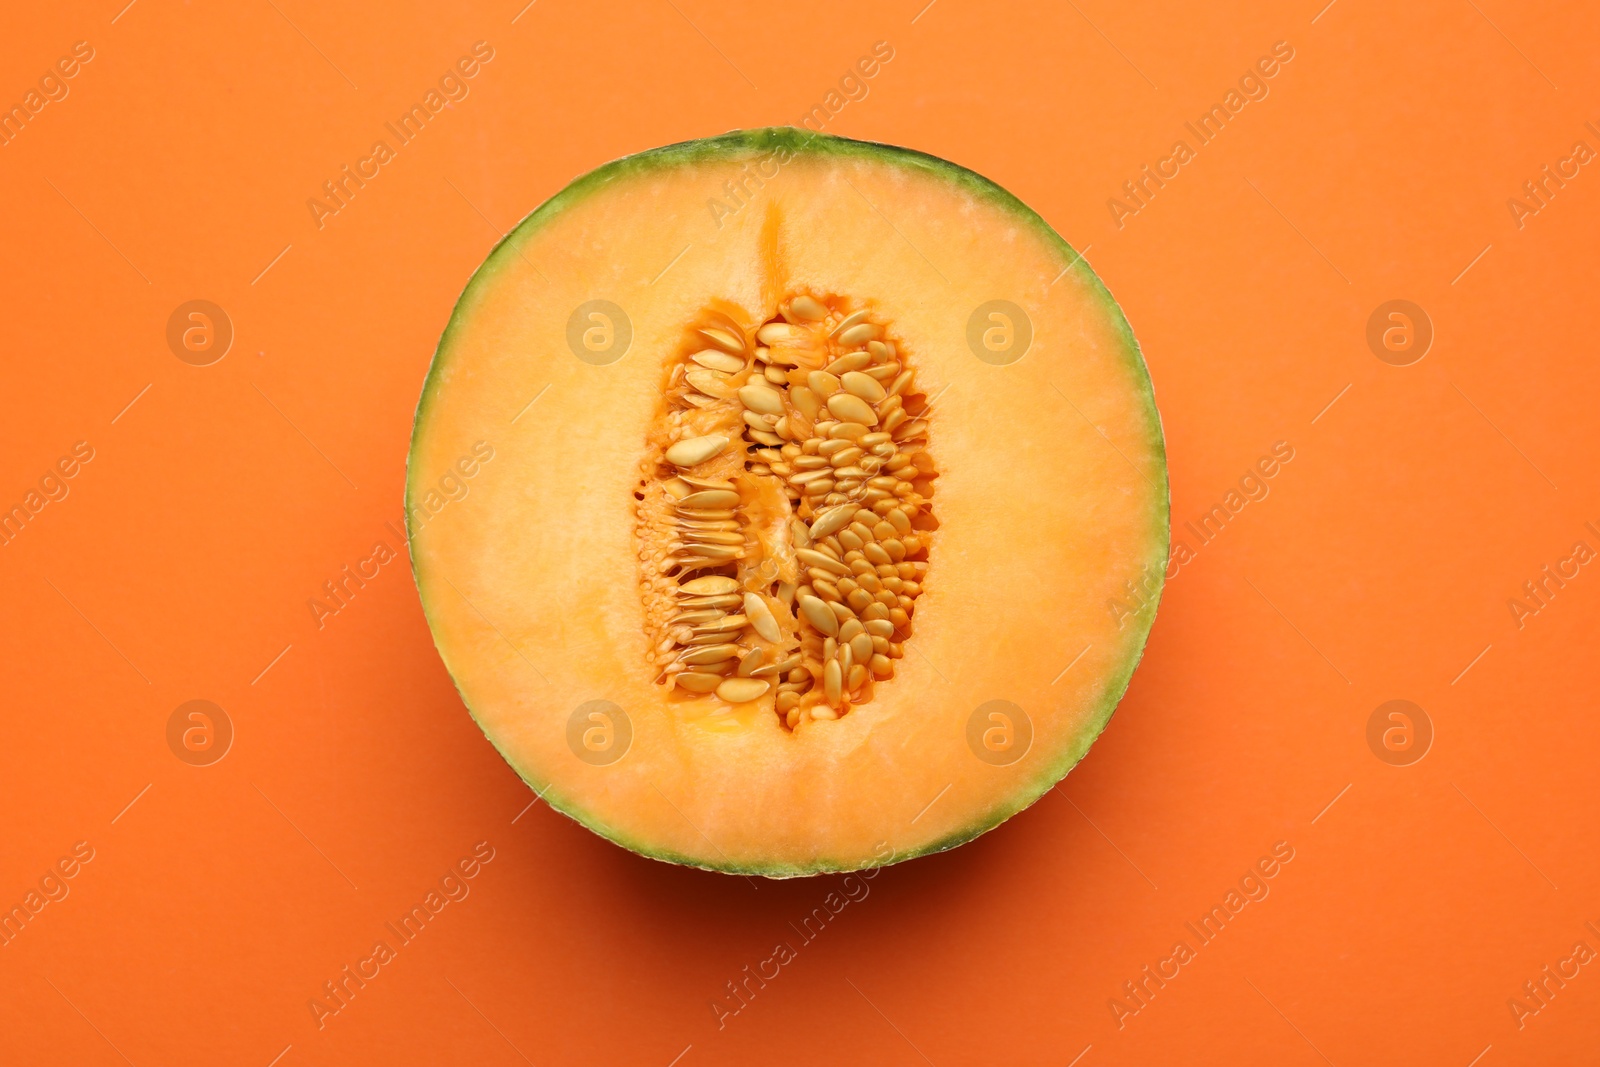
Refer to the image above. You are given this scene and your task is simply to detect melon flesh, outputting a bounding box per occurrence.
[408,128,1167,876]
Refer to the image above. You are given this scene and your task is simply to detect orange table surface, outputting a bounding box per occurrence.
[3,1,1598,1064]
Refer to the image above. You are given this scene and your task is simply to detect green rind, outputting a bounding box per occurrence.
[407,127,1168,878]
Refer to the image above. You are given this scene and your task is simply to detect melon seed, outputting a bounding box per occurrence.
[682,644,742,665]
[691,350,745,373]
[810,505,855,539]
[682,530,742,545]
[685,544,741,559]
[717,677,770,703]
[829,309,869,337]
[665,435,729,467]
[700,327,745,353]
[828,447,864,468]
[838,323,882,345]
[826,394,878,426]
[789,295,827,321]
[825,351,873,375]
[824,659,843,704]
[797,548,850,576]
[738,384,786,416]
[693,614,748,633]
[677,672,728,693]
[841,371,887,403]
[753,654,801,677]
[808,371,841,397]
[798,595,840,636]
[790,386,822,421]
[680,475,735,490]
[744,593,782,643]
[686,368,737,398]
[681,575,739,596]
[678,490,740,509]
[757,322,807,345]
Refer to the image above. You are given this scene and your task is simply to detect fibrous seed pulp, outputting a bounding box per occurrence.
[634,294,938,730]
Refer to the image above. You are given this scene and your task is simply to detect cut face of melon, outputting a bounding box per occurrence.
[408,128,1167,877]
[641,296,936,726]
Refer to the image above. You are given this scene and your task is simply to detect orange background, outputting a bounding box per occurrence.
[3,1,1598,1064]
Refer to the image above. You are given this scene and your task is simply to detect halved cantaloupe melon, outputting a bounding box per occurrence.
[408,128,1167,877]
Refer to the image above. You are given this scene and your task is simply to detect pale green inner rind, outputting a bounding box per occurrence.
[408,127,1168,878]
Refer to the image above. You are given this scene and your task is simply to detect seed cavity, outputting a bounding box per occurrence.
[634,296,937,730]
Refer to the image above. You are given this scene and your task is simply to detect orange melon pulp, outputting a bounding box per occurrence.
[408,128,1167,876]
